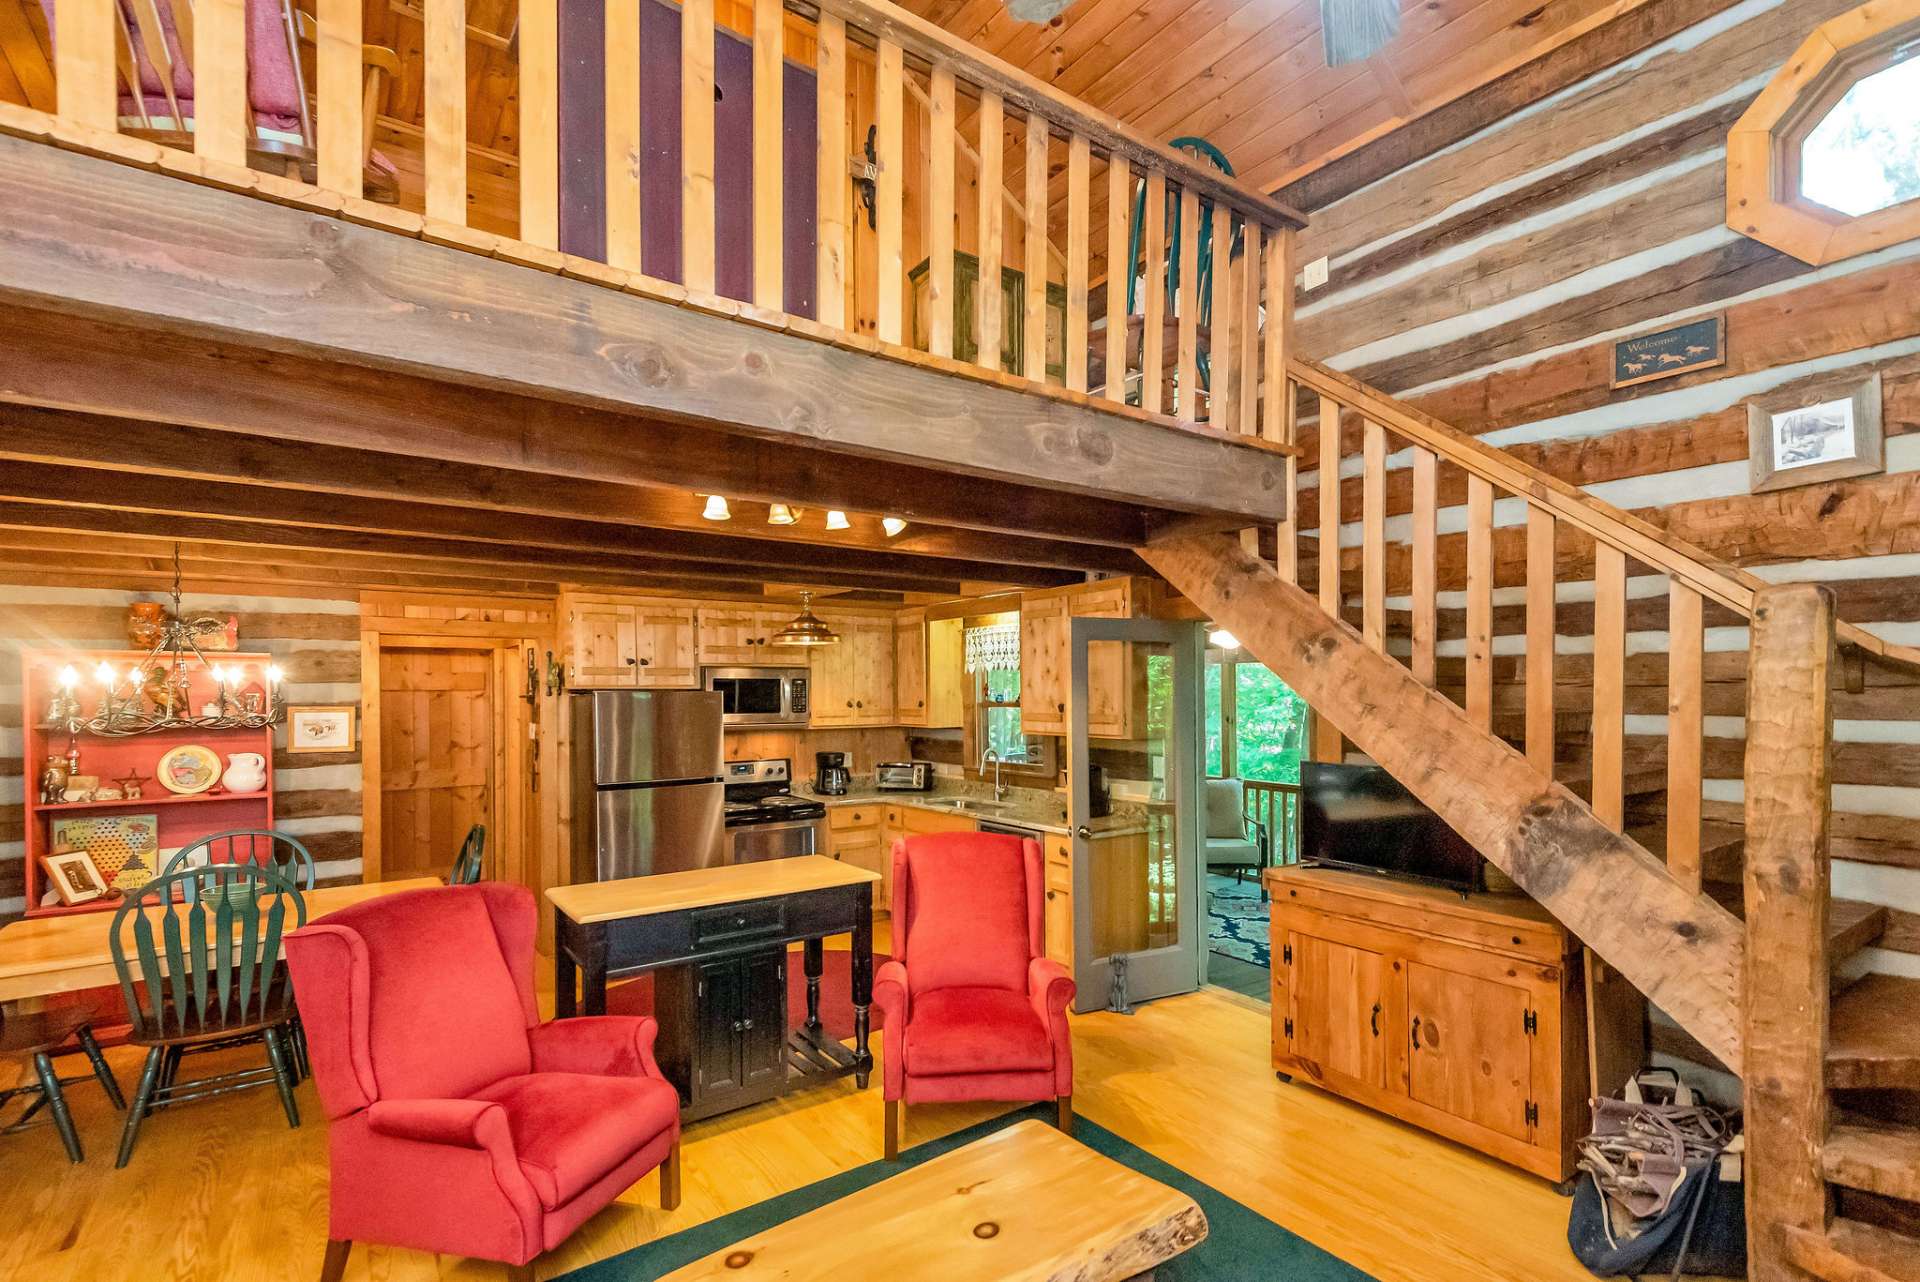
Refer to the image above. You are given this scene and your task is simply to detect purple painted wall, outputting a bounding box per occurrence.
[561,0,818,318]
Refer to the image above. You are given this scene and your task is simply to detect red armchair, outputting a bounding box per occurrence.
[874,831,1075,1159]
[285,884,681,1282]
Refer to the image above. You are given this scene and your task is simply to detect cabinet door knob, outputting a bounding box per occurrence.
[1370,1002,1381,1038]
[846,700,855,708]
[625,657,637,665]
[639,657,650,666]
[1057,702,1065,712]
[1046,890,1056,900]
[1411,1015,1423,1050]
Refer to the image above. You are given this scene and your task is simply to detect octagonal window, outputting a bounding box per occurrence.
[1799,54,1920,217]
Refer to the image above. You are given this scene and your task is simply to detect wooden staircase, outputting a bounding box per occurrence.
[1142,354,1920,1282]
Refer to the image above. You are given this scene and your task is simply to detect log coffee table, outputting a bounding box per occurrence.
[661,1119,1208,1281]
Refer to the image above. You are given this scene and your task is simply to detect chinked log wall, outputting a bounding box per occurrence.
[1291,0,1920,1054]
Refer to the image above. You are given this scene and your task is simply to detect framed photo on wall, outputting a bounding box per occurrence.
[288,705,358,754]
[1748,373,1884,493]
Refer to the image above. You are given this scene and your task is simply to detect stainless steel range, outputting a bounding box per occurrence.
[724,758,827,864]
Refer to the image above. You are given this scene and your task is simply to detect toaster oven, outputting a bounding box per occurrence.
[873,761,933,791]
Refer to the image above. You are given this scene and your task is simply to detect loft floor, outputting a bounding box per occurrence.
[0,974,1600,1282]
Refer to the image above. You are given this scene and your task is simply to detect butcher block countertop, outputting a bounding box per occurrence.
[546,855,879,925]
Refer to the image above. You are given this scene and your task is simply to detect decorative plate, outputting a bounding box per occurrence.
[156,745,222,795]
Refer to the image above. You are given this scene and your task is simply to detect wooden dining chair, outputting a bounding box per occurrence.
[448,824,487,885]
[108,862,307,1167]
[0,1006,126,1163]
[163,828,316,890]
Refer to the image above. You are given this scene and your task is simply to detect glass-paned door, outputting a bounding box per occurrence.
[1067,616,1204,1012]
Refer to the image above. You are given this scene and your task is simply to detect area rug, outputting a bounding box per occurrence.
[603,948,892,1040]
[556,1102,1376,1281]
[1207,872,1270,969]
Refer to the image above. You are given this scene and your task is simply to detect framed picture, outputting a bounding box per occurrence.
[1612,314,1725,388]
[1748,373,1884,493]
[288,704,358,754]
[43,849,109,906]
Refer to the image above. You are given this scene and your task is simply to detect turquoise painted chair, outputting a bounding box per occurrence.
[448,824,487,885]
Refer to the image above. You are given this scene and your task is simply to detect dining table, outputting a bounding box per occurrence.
[0,878,444,1003]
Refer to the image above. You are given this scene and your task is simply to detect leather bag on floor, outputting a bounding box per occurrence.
[1566,1068,1747,1279]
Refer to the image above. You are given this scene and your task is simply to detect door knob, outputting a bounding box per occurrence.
[1075,825,1092,839]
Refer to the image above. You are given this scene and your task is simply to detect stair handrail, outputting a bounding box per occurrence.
[1287,355,1920,667]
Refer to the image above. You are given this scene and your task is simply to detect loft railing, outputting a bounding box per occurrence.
[9,0,1305,439]
[1242,780,1300,869]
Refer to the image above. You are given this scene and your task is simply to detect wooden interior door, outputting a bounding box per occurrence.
[377,647,497,881]
[1289,932,1389,1091]
[1406,962,1535,1141]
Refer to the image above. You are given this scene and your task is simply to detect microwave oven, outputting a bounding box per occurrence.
[703,667,810,727]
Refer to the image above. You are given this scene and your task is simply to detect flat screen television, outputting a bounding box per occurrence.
[1299,762,1486,893]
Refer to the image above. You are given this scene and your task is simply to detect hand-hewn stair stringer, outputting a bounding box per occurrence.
[1144,532,1745,1073]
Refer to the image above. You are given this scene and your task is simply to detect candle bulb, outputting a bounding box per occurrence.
[94,661,117,687]
[267,665,284,687]
[58,665,78,691]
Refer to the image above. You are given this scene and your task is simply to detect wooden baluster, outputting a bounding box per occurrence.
[1239,221,1260,437]
[1312,393,1344,763]
[1362,419,1386,652]
[316,0,363,197]
[815,14,848,329]
[1743,583,1833,1282]
[751,0,783,310]
[1275,375,1299,585]
[1209,202,1233,428]
[1174,185,1199,422]
[1103,154,1130,404]
[424,0,467,225]
[54,0,115,130]
[1466,475,1494,731]
[1525,507,1556,772]
[604,0,642,271]
[1666,581,1704,891]
[1065,133,1090,393]
[1264,227,1293,440]
[1592,542,1627,828]
[193,0,246,165]
[976,92,1004,372]
[1140,170,1166,415]
[681,0,716,291]
[1023,112,1049,382]
[1411,447,1437,687]
[874,40,905,344]
[520,0,557,247]
[926,66,956,359]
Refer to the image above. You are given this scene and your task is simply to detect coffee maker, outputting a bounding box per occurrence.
[814,750,851,796]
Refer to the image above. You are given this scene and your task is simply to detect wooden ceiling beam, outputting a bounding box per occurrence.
[0,309,1153,552]
[0,403,1139,576]
[0,136,1288,522]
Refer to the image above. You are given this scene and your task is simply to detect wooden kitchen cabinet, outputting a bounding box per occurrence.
[563,594,697,688]
[828,804,888,908]
[1044,834,1073,970]
[810,611,896,726]
[653,948,789,1121]
[696,606,805,667]
[894,611,964,727]
[1268,866,1586,1182]
[1019,579,1142,739]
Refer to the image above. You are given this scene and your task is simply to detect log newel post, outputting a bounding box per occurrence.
[1742,583,1835,1282]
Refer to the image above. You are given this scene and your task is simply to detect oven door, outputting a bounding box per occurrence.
[730,818,821,864]
[705,669,802,726]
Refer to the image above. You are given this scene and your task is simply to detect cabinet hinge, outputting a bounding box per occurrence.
[1523,1009,1537,1036]
[1282,943,1293,966]
[1283,1017,1294,1039]
[1524,1101,1539,1127]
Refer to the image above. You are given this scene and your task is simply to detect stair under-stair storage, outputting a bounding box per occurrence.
[1268,866,1585,1183]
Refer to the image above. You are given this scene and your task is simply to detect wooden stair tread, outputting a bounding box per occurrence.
[1825,1123,1920,1202]
[1784,1218,1920,1282]
[1700,887,1885,967]
[1555,765,1668,798]
[1624,820,1745,881]
[1831,975,1920,1091]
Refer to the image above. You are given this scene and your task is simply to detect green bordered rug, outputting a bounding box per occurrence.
[557,1103,1377,1281]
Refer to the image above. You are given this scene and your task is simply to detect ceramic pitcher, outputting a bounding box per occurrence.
[222,751,267,795]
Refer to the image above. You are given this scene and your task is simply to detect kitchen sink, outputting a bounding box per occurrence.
[943,799,1014,813]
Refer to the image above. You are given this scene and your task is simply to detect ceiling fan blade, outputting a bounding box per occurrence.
[1320,0,1400,66]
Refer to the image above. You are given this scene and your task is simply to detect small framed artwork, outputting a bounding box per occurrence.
[1612,314,1725,388]
[43,849,110,906]
[288,705,358,754]
[1748,373,1884,493]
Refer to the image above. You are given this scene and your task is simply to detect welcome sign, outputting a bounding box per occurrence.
[1611,314,1725,389]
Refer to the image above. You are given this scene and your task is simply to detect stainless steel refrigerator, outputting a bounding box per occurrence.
[568,690,725,883]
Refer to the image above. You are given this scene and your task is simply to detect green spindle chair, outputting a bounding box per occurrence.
[108,862,307,1168]
[448,824,487,885]
[0,1006,125,1163]
[160,829,317,1084]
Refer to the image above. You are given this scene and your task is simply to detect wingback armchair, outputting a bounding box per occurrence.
[285,884,681,1282]
[873,831,1075,1160]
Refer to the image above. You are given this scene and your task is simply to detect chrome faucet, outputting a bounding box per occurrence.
[981,749,1008,801]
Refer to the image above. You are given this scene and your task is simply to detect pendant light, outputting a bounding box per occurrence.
[825,510,851,530]
[701,495,731,521]
[1208,628,1241,651]
[881,516,907,537]
[767,503,801,526]
[770,591,840,647]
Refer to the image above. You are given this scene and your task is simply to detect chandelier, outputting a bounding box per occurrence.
[43,546,285,737]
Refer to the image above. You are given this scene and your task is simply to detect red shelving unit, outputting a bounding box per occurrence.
[22,648,278,919]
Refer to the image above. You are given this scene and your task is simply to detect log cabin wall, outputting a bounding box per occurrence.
[1294,0,1920,1086]
[0,584,365,920]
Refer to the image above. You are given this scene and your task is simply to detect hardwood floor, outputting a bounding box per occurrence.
[0,958,1602,1282]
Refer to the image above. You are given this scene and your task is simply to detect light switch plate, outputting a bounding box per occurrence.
[1304,256,1330,291]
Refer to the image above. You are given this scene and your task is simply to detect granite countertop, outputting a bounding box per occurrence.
[798,782,1149,838]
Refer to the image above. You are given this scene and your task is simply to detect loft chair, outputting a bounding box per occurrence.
[108,862,307,1167]
[0,1006,125,1163]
